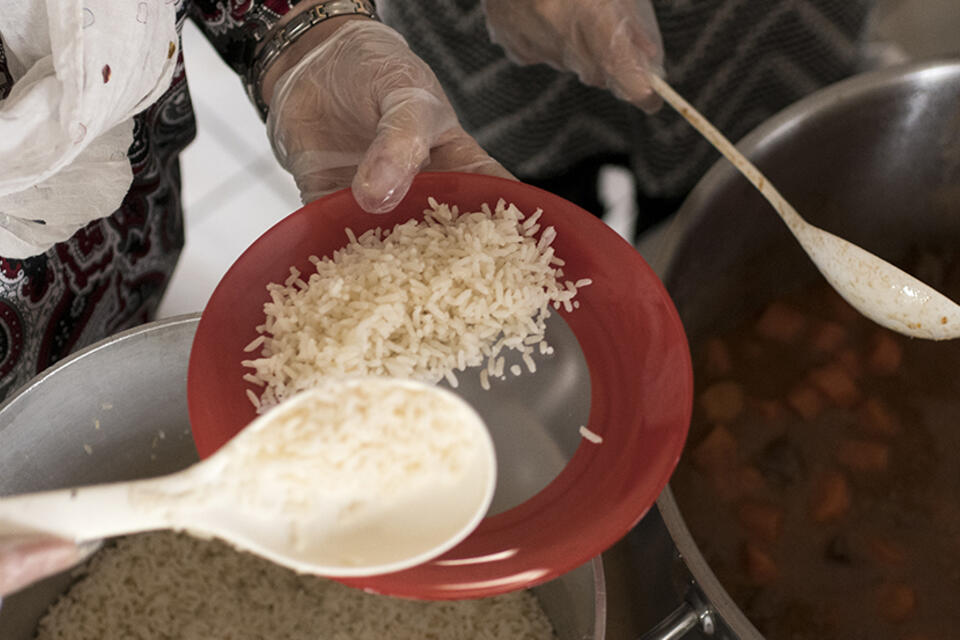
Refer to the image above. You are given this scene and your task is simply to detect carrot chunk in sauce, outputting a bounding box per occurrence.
[691,425,738,476]
[712,464,769,503]
[736,465,767,496]
[756,399,785,422]
[755,302,807,342]
[875,582,917,623]
[809,470,852,523]
[856,397,901,437]
[836,438,890,473]
[866,536,908,566]
[743,542,779,585]
[699,380,745,423]
[836,346,863,379]
[786,384,825,421]
[810,320,848,354]
[808,362,861,407]
[737,500,783,543]
[704,337,733,377]
[867,330,903,376]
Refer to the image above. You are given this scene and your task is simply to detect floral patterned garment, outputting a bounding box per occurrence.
[0,1,301,400]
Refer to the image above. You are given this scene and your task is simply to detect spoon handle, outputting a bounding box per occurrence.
[648,74,809,236]
[0,476,184,542]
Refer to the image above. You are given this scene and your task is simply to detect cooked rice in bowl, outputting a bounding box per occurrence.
[240,198,591,412]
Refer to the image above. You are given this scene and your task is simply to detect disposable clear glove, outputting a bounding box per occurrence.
[266,20,512,213]
[481,0,665,112]
[0,535,98,597]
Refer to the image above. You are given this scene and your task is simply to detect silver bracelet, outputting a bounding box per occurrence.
[244,0,378,119]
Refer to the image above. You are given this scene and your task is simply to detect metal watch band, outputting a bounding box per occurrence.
[245,0,378,119]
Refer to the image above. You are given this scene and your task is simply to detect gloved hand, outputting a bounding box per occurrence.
[266,20,513,213]
[0,535,96,597]
[481,0,665,112]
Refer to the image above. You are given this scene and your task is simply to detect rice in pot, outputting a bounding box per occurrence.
[35,531,557,640]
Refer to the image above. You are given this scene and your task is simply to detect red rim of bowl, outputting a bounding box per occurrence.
[187,172,693,599]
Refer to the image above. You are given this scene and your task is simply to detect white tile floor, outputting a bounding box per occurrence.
[156,3,959,319]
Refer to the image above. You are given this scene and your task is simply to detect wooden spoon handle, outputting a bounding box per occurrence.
[648,74,808,236]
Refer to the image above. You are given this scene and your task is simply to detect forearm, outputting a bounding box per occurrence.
[257,13,369,112]
[250,1,378,117]
[187,0,377,118]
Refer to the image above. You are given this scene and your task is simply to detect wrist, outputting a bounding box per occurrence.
[245,0,378,120]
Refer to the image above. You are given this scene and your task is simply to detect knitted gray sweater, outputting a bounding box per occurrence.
[380,0,872,199]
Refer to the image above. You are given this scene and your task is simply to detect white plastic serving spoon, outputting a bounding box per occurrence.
[0,378,497,577]
[649,74,960,341]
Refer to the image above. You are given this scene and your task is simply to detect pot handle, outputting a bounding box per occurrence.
[638,595,717,640]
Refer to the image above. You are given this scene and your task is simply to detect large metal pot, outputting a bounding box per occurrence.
[617,58,960,639]
[0,315,605,639]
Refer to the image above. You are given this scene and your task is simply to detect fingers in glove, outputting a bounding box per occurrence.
[426,129,515,181]
[352,88,458,213]
[291,158,361,205]
[574,6,664,112]
[0,536,100,597]
[483,0,665,113]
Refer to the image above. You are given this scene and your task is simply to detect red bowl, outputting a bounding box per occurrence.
[187,172,692,599]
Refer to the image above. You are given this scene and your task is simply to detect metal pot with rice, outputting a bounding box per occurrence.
[0,315,606,640]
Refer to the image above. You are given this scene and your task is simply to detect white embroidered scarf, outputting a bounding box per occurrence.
[0,0,179,257]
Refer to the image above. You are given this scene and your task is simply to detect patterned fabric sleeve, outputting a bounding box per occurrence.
[187,0,306,77]
[0,38,12,100]
[0,7,194,400]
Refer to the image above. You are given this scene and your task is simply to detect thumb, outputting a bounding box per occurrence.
[598,17,664,113]
[0,536,98,596]
[352,88,457,213]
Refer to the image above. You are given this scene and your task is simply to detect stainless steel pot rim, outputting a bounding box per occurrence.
[657,487,761,639]
[0,311,608,639]
[0,313,203,425]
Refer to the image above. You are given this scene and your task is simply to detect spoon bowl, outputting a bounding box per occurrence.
[649,74,960,340]
[0,378,497,577]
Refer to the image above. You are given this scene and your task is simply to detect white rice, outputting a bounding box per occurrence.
[242,198,590,412]
[578,425,604,444]
[219,378,481,516]
[35,531,557,640]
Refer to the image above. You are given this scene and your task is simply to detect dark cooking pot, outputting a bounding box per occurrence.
[619,58,960,639]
